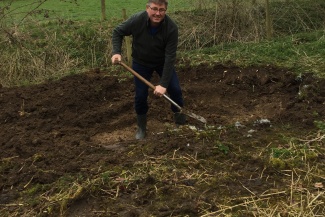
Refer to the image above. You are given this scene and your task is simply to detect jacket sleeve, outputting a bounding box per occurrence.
[112,15,136,55]
[159,23,178,88]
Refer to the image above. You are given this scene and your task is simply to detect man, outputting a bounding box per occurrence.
[111,0,186,140]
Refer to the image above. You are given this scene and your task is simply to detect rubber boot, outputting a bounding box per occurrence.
[136,114,147,140]
[174,112,186,126]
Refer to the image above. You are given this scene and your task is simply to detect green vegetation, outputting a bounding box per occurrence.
[183,30,325,77]
[269,142,319,169]
[1,0,324,86]
[315,120,325,132]
[0,0,196,22]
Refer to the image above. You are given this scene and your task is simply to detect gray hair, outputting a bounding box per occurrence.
[147,0,168,7]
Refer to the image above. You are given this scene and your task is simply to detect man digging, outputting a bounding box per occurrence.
[111,0,186,139]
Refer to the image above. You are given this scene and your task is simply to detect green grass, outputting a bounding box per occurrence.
[0,0,324,87]
[180,30,325,77]
[0,0,196,22]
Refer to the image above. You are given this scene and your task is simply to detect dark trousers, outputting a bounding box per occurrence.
[132,61,184,115]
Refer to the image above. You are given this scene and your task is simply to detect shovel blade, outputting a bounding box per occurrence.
[162,94,207,124]
[183,109,207,124]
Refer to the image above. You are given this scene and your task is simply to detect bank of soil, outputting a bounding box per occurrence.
[0,63,324,216]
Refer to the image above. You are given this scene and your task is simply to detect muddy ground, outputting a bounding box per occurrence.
[0,63,324,216]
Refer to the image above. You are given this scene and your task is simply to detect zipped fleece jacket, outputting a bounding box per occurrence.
[112,11,178,88]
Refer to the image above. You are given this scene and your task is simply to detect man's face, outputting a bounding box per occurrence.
[146,3,167,26]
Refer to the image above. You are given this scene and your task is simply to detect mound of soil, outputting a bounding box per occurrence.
[0,63,324,216]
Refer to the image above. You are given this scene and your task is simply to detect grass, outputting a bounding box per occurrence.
[0,0,200,23]
[1,0,300,22]
[180,30,325,78]
[1,0,324,86]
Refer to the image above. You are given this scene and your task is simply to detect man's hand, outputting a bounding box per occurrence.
[154,85,166,97]
[111,54,121,64]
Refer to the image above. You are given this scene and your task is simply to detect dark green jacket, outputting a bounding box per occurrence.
[112,11,178,88]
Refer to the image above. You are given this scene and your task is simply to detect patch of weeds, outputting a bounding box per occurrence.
[269,141,319,169]
[24,184,42,196]
[314,120,325,131]
[27,198,41,208]
[271,147,292,158]
[269,157,287,169]
[215,142,230,155]
[35,174,92,215]
[195,126,222,141]
[46,174,86,197]
[101,171,113,184]
[21,183,52,208]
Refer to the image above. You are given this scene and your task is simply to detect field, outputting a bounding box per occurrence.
[0,0,325,216]
[0,0,198,22]
[1,62,325,216]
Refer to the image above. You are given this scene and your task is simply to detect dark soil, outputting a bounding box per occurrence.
[0,63,324,216]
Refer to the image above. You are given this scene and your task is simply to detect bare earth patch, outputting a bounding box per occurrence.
[0,63,324,216]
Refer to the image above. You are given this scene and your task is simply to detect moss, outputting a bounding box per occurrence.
[269,157,287,169]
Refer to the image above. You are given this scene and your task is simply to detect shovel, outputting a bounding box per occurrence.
[118,61,207,124]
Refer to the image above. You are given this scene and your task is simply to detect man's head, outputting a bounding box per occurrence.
[147,0,168,7]
[146,0,168,26]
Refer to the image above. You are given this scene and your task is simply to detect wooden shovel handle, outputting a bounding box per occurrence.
[119,62,156,90]
[119,61,183,111]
